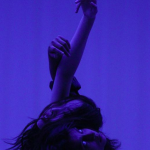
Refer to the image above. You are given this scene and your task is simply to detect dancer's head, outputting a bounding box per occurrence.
[7,95,120,150]
[37,95,103,131]
[68,127,107,150]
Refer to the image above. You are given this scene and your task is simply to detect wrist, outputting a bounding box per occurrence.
[83,14,96,20]
[83,15,96,24]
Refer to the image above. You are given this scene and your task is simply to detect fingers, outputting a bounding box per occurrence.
[75,0,81,3]
[52,38,70,57]
[48,46,64,60]
[90,1,97,8]
[75,2,81,13]
[75,0,97,13]
[90,2,98,13]
[75,0,81,4]
[48,36,71,59]
[75,0,81,13]
[58,35,71,49]
[91,0,97,4]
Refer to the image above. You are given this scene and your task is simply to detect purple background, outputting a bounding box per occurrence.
[0,0,150,149]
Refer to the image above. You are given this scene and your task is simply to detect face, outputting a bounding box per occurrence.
[69,128,106,150]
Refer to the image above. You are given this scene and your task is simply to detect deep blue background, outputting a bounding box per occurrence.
[0,0,150,149]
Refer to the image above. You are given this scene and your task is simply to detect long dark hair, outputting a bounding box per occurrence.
[6,95,120,150]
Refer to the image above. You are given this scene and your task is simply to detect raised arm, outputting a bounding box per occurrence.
[50,0,98,103]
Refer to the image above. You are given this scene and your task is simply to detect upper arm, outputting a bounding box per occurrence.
[50,73,73,103]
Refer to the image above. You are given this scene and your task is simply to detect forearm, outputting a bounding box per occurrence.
[56,15,95,78]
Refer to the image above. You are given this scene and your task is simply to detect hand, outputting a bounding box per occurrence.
[75,0,98,19]
[48,36,71,80]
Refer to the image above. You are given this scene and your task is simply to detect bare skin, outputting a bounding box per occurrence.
[46,1,104,148]
[48,0,97,80]
[49,0,98,103]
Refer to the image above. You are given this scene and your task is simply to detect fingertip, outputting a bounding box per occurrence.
[90,2,94,5]
[75,0,81,4]
[90,2,97,7]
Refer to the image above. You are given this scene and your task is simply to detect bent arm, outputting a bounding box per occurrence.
[50,16,95,103]
[58,16,95,77]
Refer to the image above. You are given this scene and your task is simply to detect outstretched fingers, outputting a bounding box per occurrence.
[75,0,97,14]
[75,0,81,13]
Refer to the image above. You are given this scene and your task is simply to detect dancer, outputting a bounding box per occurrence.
[7,0,120,149]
